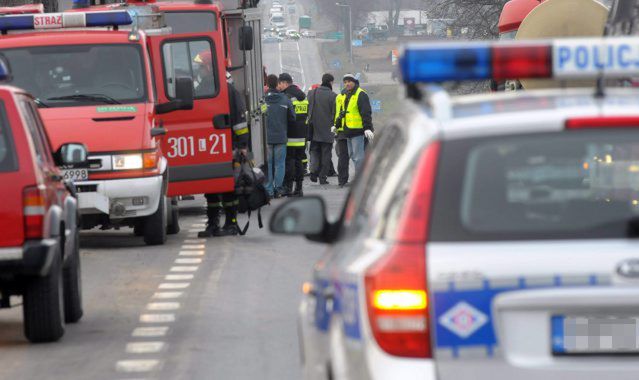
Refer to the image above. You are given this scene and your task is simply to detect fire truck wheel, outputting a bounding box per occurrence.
[23,244,65,343]
[143,195,168,246]
[63,227,83,324]
[167,198,180,235]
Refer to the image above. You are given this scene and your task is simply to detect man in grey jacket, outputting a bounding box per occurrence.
[264,74,295,197]
[307,73,337,185]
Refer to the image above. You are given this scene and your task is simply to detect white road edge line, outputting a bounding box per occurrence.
[152,291,184,299]
[175,258,203,265]
[158,282,190,289]
[115,359,162,373]
[140,313,176,323]
[179,250,205,256]
[170,266,199,272]
[132,326,169,337]
[147,302,180,311]
[125,341,166,354]
[165,274,194,281]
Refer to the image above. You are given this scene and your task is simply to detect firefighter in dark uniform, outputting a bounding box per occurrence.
[278,73,309,197]
[196,54,249,237]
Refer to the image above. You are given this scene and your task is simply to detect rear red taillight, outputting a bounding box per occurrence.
[565,116,639,129]
[364,143,439,358]
[23,186,46,239]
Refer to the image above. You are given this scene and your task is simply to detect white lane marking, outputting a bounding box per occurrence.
[116,359,161,373]
[179,250,204,256]
[187,233,198,238]
[140,313,176,323]
[147,302,180,311]
[183,239,206,244]
[132,326,169,337]
[279,42,283,74]
[181,244,205,249]
[170,266,198,272]
[191,224,206,228]
[126,341,166,354]
[188,229,201,233]
[158,282,190,289]
[152,291,183,299]
[165,274,194,281]
[175,258,202,265]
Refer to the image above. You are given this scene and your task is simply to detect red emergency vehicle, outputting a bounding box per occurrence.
[0,60,88,343]
[497,0,543,39]
[0,10,199,245]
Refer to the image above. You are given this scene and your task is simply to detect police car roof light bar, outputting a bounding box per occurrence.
[0,11,133,33]
[401,37,639,84]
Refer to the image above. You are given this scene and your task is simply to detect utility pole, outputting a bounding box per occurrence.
[336,2,353,64]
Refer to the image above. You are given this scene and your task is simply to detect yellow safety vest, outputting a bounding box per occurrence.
[293,98,309,115]
[335,88,364,132]
[288,98,309,147]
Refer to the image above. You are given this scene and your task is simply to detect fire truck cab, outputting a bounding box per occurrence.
[0,10,199,245]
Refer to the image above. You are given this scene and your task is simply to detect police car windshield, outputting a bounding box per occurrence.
[0,104,17,173]
[1,44,147,108]
[430,130,639,241]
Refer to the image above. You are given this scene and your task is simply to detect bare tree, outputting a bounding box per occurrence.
[425,0,509,39]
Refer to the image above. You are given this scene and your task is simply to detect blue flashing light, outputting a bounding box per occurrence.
[401,44,491,83]
[0,15,35,32]
[85,11,133,27]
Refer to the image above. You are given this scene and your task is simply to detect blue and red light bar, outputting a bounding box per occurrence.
[401,37,639,83]
[0,11,132,33]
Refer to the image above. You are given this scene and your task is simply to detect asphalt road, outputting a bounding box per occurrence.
[0,2,343,379]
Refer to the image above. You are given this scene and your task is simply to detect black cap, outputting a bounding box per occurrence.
[278,73,293,83]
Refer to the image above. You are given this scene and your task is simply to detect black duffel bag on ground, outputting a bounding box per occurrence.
[234,152,270,235]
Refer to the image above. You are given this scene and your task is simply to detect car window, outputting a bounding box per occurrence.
[0,101,18,173]
[19,98,51,168]
[163,39,218,100]
[2,44,147,107]
[430,130,639,241]
[164,11,218,33]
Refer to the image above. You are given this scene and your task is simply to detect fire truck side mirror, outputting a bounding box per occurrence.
[156,77,195,114]
[239,26,254,51]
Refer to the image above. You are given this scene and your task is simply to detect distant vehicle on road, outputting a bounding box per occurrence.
[286,29,300,40]
[0,61,87,343]
[299,14,311,29]
[301,29,316,38]
[272,36,639,380]
[262,34,283,43]
[271,13,286,28]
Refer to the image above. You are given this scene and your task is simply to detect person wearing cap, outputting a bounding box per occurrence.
[278,72,309,197]
[307,73,337,185]
[193,51,215,97]
[264,74,295,198]
[198,71,250,237]
[334,73,374,184]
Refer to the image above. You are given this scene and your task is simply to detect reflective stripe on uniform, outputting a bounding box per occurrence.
[233,121,249,136]
[287,137,306,147]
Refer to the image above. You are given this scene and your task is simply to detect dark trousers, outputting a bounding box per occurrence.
[336,138,349,185]
[204,192,238,226]
[310,141,333,181]
[284,147,305,189]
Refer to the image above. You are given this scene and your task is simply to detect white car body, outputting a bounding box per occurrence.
[298,87,639,380]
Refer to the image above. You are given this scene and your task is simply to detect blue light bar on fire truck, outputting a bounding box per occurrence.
[400,37,639,83]
[0,11,132,33]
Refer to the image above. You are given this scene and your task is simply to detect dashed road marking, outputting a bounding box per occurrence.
[179,250,204,256]
[187,233,198,238]
[184,239,206,244]
[152,291,183,299]
[191,223,206,228]
[140,313,176,323]
[181,244,205,249]
[147,302,180,311]
[116,359,162,373]
[175,258,203,264]
[158,282,190,289]
[170,266,198,272]
[126,341,166,354]
[165,274,194,281]
[188,229,201,233]
[132,326,169,338]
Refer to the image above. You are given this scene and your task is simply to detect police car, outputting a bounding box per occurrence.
[271,37,639,380]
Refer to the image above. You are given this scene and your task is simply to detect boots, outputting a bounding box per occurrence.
[292,180,303,197]
[198,207,221,238]
[216,207,239,236]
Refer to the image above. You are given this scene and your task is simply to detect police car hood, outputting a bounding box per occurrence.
[39,104,150,152]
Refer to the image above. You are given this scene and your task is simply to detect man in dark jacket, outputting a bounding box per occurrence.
[334,73,374,186]
[278,73,309,197]
[307,73,336,185]
[199,72,249,237]
[264,74,295,197]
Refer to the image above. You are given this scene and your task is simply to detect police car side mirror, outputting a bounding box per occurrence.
[270,196,330,241]
[54,143,88,167]
[239,26,254,51]
[155,77,194,115]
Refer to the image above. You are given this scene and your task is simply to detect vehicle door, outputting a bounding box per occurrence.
[148,34,232,197]
[428,129,639,380]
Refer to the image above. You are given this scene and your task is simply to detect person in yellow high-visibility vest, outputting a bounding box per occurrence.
[333,73,374,186]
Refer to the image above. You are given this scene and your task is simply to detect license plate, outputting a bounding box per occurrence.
[61,168,88,182]
[552,315,639,355]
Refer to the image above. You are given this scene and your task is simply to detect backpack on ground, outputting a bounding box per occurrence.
[234,152,270,235]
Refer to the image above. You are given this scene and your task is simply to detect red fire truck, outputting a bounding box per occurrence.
[497,0,543,39]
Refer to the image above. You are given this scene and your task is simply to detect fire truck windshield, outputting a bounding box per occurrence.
[164,12,217,33]
[2,44,147,107]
